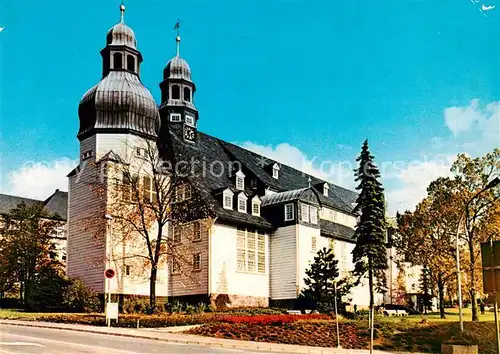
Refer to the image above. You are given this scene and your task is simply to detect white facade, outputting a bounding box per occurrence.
[210,223,270,301]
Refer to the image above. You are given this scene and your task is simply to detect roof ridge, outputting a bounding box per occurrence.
[0,193,43,203]
[205,132,350,192]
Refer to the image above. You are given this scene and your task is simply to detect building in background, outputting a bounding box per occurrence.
[0,190,68,263]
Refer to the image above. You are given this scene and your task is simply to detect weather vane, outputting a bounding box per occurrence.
[174,19,182,57]
[174,18,181,37]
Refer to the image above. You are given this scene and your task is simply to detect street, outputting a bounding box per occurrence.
[0,324,272,354]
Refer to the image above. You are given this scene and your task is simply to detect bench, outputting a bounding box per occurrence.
[383,309,408,317]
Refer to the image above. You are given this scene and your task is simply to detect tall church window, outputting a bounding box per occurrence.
[172,85,180,99]
[127,55,135,72]
[113,53,123,69]
[237,228,267,274]
[184,87,191,102]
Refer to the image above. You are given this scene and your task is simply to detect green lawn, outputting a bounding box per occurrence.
[376,307,496,323]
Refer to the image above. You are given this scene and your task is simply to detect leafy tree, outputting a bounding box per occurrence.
[395,194,456,319]
[0,202,64,306]
[351,139,387,349]
[83,140,214,312]
[301,247,353,313]
[27,262,68,311]
[450,149,500,321]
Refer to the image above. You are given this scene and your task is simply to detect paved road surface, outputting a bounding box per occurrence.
[0,324,276,354]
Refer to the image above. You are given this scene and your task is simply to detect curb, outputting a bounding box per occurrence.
[0,320,425,354]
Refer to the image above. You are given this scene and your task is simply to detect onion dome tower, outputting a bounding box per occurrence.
[159,32,198,144]
[77,3,159,143]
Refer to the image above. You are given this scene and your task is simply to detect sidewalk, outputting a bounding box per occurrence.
[0,319,425,354]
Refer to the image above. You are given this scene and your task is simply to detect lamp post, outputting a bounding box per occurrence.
[456,177,500,332]
[489,236,500,354]
[333,281,340,348]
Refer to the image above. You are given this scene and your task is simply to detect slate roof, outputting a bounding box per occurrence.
[222,142,356,213]
[43,190,68,220]
[163,128,358,238]
[261,188,320,207]
[166,130,273,230]
[319,219,356,243]
[0,190,68,221]
[0,194,41,215]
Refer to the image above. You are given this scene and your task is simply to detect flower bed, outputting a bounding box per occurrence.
[188,321,366,349]
[187,320,499,353]
[218,314,330,325]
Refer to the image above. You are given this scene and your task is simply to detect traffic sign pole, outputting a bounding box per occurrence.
[104,268,115,327]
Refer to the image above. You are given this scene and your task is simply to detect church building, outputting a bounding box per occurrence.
[67,4,378,308]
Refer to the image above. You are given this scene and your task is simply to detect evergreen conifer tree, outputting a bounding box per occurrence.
[352,140,388,352]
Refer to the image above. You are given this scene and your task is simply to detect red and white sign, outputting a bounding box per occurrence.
[104,268,115,279]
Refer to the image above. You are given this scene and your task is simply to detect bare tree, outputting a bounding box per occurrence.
[83,138,214,311]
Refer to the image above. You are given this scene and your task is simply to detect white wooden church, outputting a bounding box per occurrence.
[67,4,384,309]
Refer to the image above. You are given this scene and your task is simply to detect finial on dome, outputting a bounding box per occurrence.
[120,1,126,24]
[174,19,181,57]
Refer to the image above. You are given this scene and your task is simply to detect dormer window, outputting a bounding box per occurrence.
[170,113,181,122]
[236,177,244,190]
[237,193,248,213]
[185,114,195,127]
[284,203,294,221]
[323,183,329,197]
[251,196,261,216]
[223,189,234,210]
[238,198,246,212]
[251,179,258,189]
[235,170,245,191]
[272,163,280,179]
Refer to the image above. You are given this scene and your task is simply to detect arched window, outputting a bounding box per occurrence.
[184,87,191,102]
[172,85,180,99]
[113,53,123,69]
[127,55,135,72]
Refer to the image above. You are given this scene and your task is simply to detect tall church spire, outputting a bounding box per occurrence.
[159,25,198,144]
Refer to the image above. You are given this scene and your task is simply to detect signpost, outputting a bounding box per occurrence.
[481,239,500,354]
[104,268,117,327]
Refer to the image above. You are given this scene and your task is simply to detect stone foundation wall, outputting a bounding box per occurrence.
[210,293,269,309]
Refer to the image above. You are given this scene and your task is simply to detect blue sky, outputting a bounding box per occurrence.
[1,0,499,215]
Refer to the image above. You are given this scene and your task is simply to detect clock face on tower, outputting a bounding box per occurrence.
[183,124,196,142]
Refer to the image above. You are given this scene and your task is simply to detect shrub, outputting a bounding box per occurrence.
[123,297,149,314]
[195,302,208,314]
[185,304,196,314]
[166,300,183,313]
[27,264,69,311]
[62,278,101,313]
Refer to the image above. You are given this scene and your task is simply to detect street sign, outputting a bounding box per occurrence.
[104,268,115,279]
[481,241,500,294]
[106,302,119,320]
